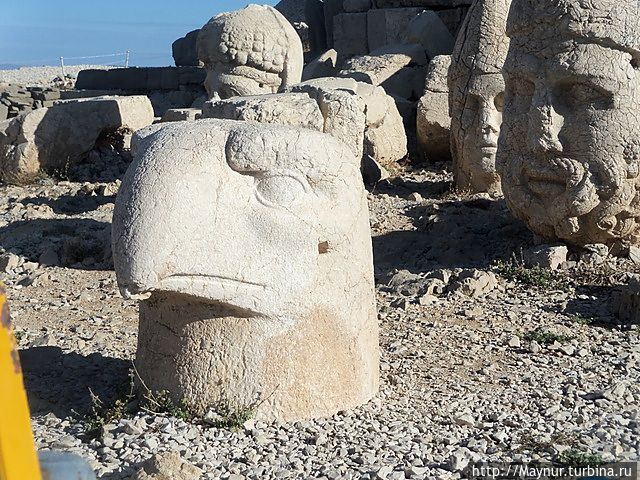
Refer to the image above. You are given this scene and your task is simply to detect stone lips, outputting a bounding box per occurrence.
[112,119,379,421]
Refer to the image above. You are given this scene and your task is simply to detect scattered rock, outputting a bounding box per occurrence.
[130,451,203,480]
[523,245,568,270]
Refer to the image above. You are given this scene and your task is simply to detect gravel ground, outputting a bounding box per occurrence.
[1,148,639,479]
[0,65,113,86]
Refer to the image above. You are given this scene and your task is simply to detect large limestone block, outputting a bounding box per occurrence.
[417,55,451,162]
[406,10,455,58]
[197,5,303,100]
[201,93,324,131]
[497,0,640,246]
[339,44,427,99]
[112,119,378,421]
[0,95,153,184]
[160,108,201,123]
[172,29,203,67]
[448,0,510,195]
[333,13,369,56]
[366,8,423,52]
[363,92,408,166]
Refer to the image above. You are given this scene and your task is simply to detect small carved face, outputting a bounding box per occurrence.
[457,73,504,191]
[498,40,640,244]
[113,120,369,318]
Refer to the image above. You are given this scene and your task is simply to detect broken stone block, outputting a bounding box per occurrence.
[160,108,201,123]
[290,78,407,166]
[416,55,451,161]
[449,269,497,297]
[0,95,154,184]
[201,93,324,132]
[131,451,203,480]
[339,44,426,99]
[302,49,338,81]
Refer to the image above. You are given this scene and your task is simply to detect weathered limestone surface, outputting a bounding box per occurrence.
[338,44,427,100]
[201,77,407,168]
[497,0,640,245]
[448,0,510,194]
[417,55,451,162]
[196,5,303,100]
[112,119,379,421]
[202,93,324,132]
[290,78,407,165]
[0,95,153,184]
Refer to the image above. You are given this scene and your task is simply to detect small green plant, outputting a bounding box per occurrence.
[203,401,255,431]
[522,328,574,345]
[557,449,606,468]
[517,432,578,454]
[139,389,196,422]
[569,312,597,325]
[83,371,136,438]
[13,329,25,342]
[494,257,561,288]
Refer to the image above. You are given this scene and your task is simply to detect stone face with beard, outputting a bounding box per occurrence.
[497,0,640,246]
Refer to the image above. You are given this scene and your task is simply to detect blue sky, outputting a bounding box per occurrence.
[0,0,277,67]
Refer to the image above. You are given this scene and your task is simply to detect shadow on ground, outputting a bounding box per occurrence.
[20,346,130,417]
[0,218,111,270]
[373,196,534,280]
[21,193,115,215]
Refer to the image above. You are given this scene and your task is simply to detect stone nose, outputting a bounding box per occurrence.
[527,88,564,153]
[480,102,501,135]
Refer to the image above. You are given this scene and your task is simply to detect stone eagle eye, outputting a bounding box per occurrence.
[255,173,307,207]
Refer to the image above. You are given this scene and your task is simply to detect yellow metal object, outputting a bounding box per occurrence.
[0,284,42,480]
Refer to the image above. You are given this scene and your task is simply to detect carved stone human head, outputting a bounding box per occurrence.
[112,119,378,421]
[448,0,511,195]
[497,0,640,245]
[197,5,303,100]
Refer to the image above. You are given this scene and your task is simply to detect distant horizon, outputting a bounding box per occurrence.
[0,0,277,68]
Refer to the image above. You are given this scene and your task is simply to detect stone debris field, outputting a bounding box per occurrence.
[1,0,639,479]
